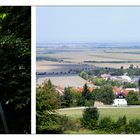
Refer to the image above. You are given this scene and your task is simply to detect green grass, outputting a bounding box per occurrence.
[58,107,140,121]
[64,129,110,134]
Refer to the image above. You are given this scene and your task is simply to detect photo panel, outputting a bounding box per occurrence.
[36,6,140,134]
[0,6,31,134]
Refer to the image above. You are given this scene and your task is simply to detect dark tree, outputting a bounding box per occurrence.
[81,107,99,129]
[0,6,31,134]
[61,87,73,107]
[82,83,90,100]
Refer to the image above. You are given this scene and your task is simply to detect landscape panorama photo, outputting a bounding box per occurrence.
[36,6,140,134]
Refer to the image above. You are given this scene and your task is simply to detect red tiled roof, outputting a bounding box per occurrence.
[77,87,94,93]
[113,86,121,94]
[56,85,63,91]
[78,87,83,92]
[89,87,94,92]
[121,89,129,96]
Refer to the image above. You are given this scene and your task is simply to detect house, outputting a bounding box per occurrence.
[55,85,64,95]
[120,76,131,82]
[101,73,111,80]
[113,93,127,106]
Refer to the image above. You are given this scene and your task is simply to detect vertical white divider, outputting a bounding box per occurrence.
[31,6,36,134]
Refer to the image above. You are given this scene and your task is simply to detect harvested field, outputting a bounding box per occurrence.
[90,62,140,69]
[37,75,94,88]
[37,47,140,70]
[36,60,94,73]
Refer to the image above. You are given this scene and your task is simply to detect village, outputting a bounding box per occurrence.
[37,65,140,107]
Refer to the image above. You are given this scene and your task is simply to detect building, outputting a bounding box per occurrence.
[101,73,111,80]
[113,93,127,106]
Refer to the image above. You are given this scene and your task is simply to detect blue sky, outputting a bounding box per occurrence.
[36,7,140,43]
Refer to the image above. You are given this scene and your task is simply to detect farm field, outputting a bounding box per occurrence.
[89,62,140,69]
[37,46,140,71]
[36,60,94,73]
[37,75,94,88]
[58,106,140,121]
[45,51,140,63]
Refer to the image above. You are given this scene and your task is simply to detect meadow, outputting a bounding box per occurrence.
[58,106,140,121]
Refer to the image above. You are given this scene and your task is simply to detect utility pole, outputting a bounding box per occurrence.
[0,101,9,133]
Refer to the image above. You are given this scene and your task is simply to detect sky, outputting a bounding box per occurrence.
[36,7,140,43]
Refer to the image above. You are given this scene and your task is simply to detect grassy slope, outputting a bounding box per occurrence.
[58,107,140,134]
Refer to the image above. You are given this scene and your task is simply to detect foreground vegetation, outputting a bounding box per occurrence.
[36,80,140,134]
[64,108,140,134]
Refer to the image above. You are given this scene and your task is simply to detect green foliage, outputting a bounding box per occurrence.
[82,83,90,100]
[93,84,115,104]
[36,80,61,111]
[87,68,124,76]
[98,117,114,132]
[61,87,73,107]
[0,6,31,133]
[79,71,89,80]
[92,77,106,86]
[84,99,95,107]
[128,119,140,134]
[60,84,95,107]
[81,83,95,106]
[126,68,140,76]
[81,107,99,129]
[36,80,79,134]
[126,91,140,105]
[123,82,137,88]
[108,80,121,87]
[113,116,128,134]
[36,80,63,134]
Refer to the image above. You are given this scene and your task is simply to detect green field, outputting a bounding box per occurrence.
[58,107,140,121]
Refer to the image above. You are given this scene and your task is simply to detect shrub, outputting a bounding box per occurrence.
[113,116,128,134]
[81,107,99,129]
[98,117,114,132]
[84,99,95,107]
[128,119,140,134]
[126,91,140,105]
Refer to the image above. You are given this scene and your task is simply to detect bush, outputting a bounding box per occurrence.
[126,91,140,105]
[37,113,78,134]
[98,117,114,132]
[128,119,140,134]
[113,116,128,134]
[59,115,78,132]
[36,113,63,134]
[81,107,99,129]
[84,100,95,106]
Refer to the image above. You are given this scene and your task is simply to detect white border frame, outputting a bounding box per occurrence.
[31,6,36,134]
[0,0,140,6]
